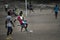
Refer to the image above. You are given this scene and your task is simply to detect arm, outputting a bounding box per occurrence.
[14,19,16,22]
[22,15,24,21]
[58,7,59,11]
[22,16,24,21]
[14,17,17,22]
[10,21,15,27]
[5,20,7,28]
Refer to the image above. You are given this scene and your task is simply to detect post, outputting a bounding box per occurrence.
[25,0,27,16]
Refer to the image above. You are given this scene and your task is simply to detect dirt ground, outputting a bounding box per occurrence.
[0,1,60,40]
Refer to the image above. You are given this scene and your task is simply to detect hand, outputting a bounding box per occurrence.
[5,25,7,28]
[14,21,15,22]
[52,10,54,13]
[14,19,16,22]
[13,25,15,27]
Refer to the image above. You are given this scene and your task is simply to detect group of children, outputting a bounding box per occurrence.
[5,2,59,37]
[5,3,28,37]
[14,11,28,32]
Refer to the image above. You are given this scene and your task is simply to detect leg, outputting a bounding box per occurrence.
[25,24,28,31]
[55,12,58,19]
[30,8,34,12]
[31,8,34,12]
[55,13,57,19]
[5,8,7,11]
[10,27,13,35]
[25,27,28,31]
[21,24,24,32]
[21,27,23,32]
[7,27,10,36]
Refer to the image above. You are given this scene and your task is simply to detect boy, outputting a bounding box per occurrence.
[54,4,59,19]
[4,3,9,12]
[14,11,28,32]
[27,2,34,12]
[5,12,15,36]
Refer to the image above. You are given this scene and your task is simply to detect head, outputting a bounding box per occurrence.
[13,7,17,11]
[5,2,8,4]
[19,11,23,16]
[8,11,11,16]
[29,2,31,4]
[56,4,58,7]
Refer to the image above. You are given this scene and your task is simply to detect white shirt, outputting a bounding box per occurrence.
[15,16,25,23]
[15,16,23,20]
[15,16,27,23]
[6,16,12,27]
[5,4,8,8]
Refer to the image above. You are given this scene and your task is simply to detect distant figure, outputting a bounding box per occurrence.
[7,9,13,15]
[13,8,17,16]
[54,4,59,19]
[27,2,34,12]
[4,3,9,12]
[14,11,28,32]
[14,8,20,16]
[5,12,15,36]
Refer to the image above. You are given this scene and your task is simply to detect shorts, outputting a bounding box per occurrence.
[21,20,28,28]
[5,8,8,11]
[29,8,33,10]
[7,27,12,32]
[55,12,58,15]
[21,23,25,28]
[55,12,58,14]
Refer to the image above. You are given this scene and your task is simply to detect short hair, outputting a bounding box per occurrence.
[19,11,23,16]
[8,11,11,15]
[56,4,58,6]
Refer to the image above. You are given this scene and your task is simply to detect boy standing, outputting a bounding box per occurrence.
[5,12,15,36]
[4,3,9,12]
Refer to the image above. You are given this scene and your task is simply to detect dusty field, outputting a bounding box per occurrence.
[0,1,60,40]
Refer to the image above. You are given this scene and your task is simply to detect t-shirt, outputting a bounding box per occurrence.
[15,9,20,15]
[6,15,12,27]
[5,4,8,8]
[16,16,27,25]
[15,16,23,25]
[54,6,59,12]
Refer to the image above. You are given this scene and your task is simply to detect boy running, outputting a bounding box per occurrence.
[54,4,59,19]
